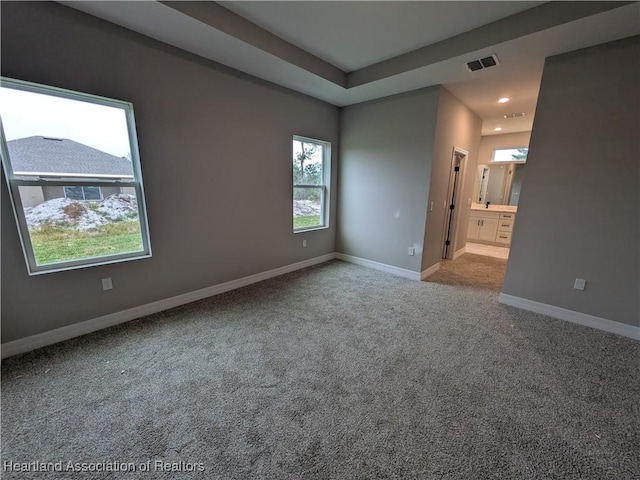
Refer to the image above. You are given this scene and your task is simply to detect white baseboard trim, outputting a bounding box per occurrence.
[1,253,336,359]
[498,293,640,340]
[335,253,420,281]
[453,246,466,260]
[420,263,440,280]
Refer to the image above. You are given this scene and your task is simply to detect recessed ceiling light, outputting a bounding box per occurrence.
[494,127,503,132]
[498,97,510,104]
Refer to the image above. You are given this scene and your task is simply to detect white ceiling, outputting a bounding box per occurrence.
[220,1,544,71]
[62,1,640,136]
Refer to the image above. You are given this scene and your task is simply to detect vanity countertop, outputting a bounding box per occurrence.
[470,203,518,213]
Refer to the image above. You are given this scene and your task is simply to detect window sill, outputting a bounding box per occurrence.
[27,252,152,276]
[294,225,329,234]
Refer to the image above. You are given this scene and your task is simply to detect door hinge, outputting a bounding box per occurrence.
[445,240,451,246]
[449,204,455,210]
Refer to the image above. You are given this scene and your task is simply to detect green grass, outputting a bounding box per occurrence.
[294,215,321,229]
[30,221,143,265]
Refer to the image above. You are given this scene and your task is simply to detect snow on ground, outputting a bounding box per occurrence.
[25,194,138,231]
[27,195,312,231]
[293,200,321,217]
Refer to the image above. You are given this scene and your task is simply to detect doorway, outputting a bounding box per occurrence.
[441,147,467,260]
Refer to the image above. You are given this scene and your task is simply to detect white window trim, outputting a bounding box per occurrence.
[14,171,134,179]
[0,77,152,275]
[293,135,331,233]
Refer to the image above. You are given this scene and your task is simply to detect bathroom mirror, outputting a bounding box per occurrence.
[473,147,527,206]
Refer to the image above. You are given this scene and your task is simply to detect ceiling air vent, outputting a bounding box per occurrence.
[504,112,526,119]
[466,54,500,72]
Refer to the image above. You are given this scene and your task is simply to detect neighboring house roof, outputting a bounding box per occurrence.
[7,136,134,177]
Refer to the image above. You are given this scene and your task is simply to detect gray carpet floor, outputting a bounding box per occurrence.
[2,260,638,479]
[425,253,507,292]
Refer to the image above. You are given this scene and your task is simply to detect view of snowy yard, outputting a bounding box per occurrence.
[24,194,143,265]
[26,194,138,230]
[293,199,321,229]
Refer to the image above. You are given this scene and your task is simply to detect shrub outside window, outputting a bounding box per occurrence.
[293,136,330,232]
[0,77,152,274]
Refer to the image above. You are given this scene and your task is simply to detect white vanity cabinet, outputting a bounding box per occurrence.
[468,211,500,242]
[495,212,516,245]
[468,209,516,246]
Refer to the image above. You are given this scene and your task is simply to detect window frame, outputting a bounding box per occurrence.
[0,77,152,275]
[292,135,331,233]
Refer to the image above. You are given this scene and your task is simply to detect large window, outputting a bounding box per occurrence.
[0,77,152,274]
[293,136,330,232]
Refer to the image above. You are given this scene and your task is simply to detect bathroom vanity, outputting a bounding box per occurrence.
[468,204,517,246]
[468,144,527,247]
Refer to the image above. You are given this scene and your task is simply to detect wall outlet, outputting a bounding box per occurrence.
[430,201,434,212]
[102,277,113,291]
[573,278,587,291]
[408,247,415,256]
[302,239,307,248]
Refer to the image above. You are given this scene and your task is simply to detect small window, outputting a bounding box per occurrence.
[0,77,152,274]
[64,186,103,201]
[293,136,330,232]
[492,147,528,163]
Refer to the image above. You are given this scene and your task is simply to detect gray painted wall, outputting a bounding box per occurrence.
[422,87,482,270]
[1,2,339,342]
[337,86,480,274]
[337,88,439,272]
[509,164,526,206]
[503,36,640,327]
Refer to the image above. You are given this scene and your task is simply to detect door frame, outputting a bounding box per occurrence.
[441,147,468,259]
